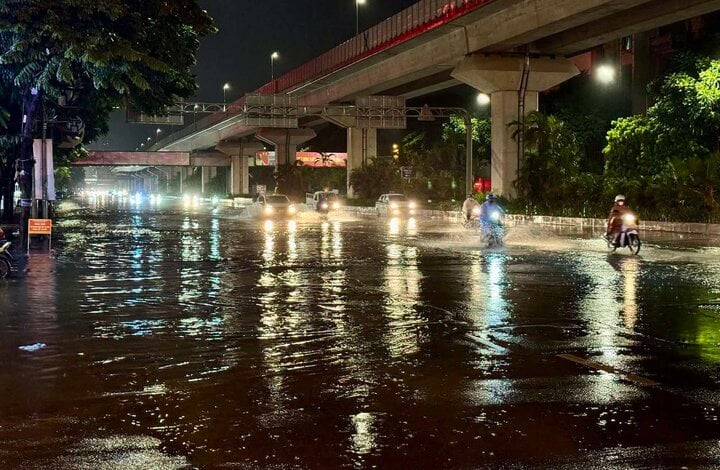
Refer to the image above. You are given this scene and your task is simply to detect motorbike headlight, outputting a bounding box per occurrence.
[289,205,297,215]
[211,196,219,205]
[409,202,416,209]
[332,202,340,210]
[321,203,328,209]
[265,205,274,215]
[624,214,636,223]
[391,203,399,209]
[472,207,481,216]
[490,211,501,221]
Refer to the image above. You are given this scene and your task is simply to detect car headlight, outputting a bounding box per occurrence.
[623,214,636,223]
[409,202,416,209]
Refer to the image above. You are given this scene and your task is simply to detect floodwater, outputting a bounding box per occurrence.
[2,198,720,468]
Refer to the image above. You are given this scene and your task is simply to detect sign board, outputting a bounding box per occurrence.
[240,94,298,128]
[29,219,52,235]
[356,96,407,129]
[125,107,184,126]
[401,166,414,179]
[255,185,267,195]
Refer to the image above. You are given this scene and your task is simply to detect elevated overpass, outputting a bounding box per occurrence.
[154,0,720,196]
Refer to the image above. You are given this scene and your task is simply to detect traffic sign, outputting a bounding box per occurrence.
[29,219,52,235]
[401,166,414,179]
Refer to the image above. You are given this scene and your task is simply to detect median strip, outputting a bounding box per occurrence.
[557,353,659,387]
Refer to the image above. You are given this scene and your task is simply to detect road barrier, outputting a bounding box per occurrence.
[341,206,720,235]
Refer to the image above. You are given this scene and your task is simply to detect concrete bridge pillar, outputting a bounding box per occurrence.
[201,167,211,195]
[255,128,316,166]
[452,55,579,197]
[218,141,264,196]
[347,127,377,198]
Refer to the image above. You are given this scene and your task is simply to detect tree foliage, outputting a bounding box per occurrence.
[0,0,215,219]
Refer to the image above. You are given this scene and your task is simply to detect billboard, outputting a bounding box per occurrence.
[255,151,347,168]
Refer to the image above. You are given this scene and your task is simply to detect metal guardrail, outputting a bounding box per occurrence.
[154,0,494,150]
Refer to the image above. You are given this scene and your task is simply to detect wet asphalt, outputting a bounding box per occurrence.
[1,198,720,469]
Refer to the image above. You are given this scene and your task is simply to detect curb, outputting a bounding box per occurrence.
[341,206,720,235]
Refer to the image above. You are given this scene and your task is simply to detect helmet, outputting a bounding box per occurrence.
[486,193,495,202]
[614,194,626,203]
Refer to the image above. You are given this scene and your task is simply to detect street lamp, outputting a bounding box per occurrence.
[271,52,279,80]
[356,0,366,36]
[595,64,616,84]
[477,93,491,106]
[223,83,231,104]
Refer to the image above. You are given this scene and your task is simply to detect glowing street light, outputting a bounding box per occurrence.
[223,82,231,104]
[595,64,616,84]
[271,52,279,80]
[477,93,491,106]
[356,0,366,36]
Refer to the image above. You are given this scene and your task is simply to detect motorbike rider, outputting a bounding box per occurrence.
[316,192,328,211]
[479,193,505,227]
[462,194,480,222]
[606,194,630,244]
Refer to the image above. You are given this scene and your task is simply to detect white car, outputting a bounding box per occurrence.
[375,194,416,217]
[252,194,297,218]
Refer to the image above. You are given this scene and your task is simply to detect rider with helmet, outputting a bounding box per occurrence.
[479,193,505,226]
[606,194,630,243]
[462,194,480,222]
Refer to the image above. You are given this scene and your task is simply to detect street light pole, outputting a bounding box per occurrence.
[355,0,366,36]
[222,83,230,108]
[271,52,279,81]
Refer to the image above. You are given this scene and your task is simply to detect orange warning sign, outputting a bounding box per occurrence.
[28,219,52,235]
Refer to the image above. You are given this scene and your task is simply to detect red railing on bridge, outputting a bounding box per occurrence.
[156,0,493,149]
[258,0,492,95]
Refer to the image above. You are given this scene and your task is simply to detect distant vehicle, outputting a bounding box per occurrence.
[306,190,342,213]
[252,194,297,219]
[375,194,416,217]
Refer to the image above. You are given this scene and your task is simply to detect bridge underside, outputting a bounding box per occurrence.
[75,152,231,167]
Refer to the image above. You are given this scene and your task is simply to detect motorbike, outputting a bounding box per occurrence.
[316,200,330,215]
[0,240,14,279]
[606,212,641,255]
[465,208,505,248]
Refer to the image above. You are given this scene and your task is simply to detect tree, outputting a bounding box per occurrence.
[511,111,589,213]
[543,72,629,174]
[349,158,402,200]
[0,0,215,222]
[441,113,491,176]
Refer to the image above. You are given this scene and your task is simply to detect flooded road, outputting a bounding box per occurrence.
[2,199,720,468]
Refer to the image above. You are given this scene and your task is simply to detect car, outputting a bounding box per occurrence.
[375,194,417,217]
[252,194,297,218]
[306,190,342,213]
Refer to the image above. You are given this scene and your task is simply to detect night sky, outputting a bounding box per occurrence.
[95,0,420,151]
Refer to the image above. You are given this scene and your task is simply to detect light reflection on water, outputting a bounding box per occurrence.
[3,202,720,468]
[383,243,422,358]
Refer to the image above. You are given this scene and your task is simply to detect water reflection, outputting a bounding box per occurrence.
[351,412,378,455]
[620,257,640,330]
[383,243,422,358]
[468,252,510,329]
